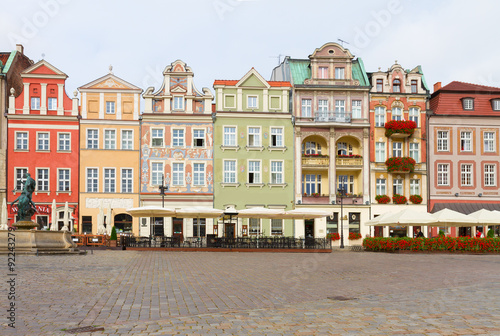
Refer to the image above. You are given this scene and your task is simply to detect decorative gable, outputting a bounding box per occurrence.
[79,73,142,92]
[21,59,67,79]
[236,68,270,88]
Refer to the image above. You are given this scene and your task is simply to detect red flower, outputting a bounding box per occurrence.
[384,120,417,137]
[375,195,390,204]
[409,195,423,204]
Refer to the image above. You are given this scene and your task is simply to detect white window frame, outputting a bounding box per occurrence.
[409,143,419,162]
[247,127,261,147]
[31,97,40,110]
[301,99,312,117]
[193,162,206,186]
[393,178,403,195]
[460,131,472,152]
[335,67,345,79]
[249,218,261,235]
[57,168,71,192]
[15,131,28,150]
[121,168,133,193]
[106,101,115,114]
[484,131,495,152]
[121,129,133,150]
[492,99,500,111]
[37,132,50,151]
[376,78,383,92]
[223,160,237,184]
[392,107,402,121]
[58,132,71,151]
[15,168,28,191]
[352,100,361,119]
[375,142,386,162]
[172,162,185,186]
[335,100,345,113]
[485,164,496,186]
[270,160,284,184]
[247,95,258,109]
[271,218,283,235]
[151,128,164,147]
[223,126,237,147]
[437,164,449,186]
[463,98,474,110]
[104,129,116,150]
[392,142,403,157]
[172,129,185,147]
[375,106,386,127]
[270,127,284,147]
[36,168,49,192]
[103,168,116,193]
[48,97,57,110]
[192,129,205,148]
[151,162,164,186]
[410,179,420,195]
[87,129,99,149]
[461,164,473,186]
[318,99,328,112]
[437,131,449,151]
[409,107,419,126]
[318,66,328,79]
[86,168,98,193]
[376,178,386,195]
[173,96,184,110]
[248,160,261,184]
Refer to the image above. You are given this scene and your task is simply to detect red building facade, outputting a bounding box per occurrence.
[7,60,79,229]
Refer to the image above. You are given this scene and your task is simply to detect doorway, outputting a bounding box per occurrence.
[225,223,235,238]
[114,213,132,232]
[172,217,183,241]
[305,220,314,238]
[152,217,164,236]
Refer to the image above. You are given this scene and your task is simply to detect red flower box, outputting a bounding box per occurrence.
[385,157,416,173]
[384,120,417,137]
[348,232,362,240]
[409,195,423,204]
[375,195,390,204]
[327,233,340,241]
[392,194,407,204]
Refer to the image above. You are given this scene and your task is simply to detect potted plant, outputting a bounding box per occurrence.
[392,194,407,204]
[348,232,362,240]
[327,232,340,241]
[312,193,320,198]
[384,120,417,137]
[385,157,416,173]
[409,195,423,204]
[109,226,118,247]
[375,195,390,204]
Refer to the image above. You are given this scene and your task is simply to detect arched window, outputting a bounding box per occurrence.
[337,142,353,156]
[302,141,322,155]
[393,78,401,93]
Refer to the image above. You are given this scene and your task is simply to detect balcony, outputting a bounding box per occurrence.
[386,157,416,173]
[384,120,417,139]
[314,111,352,123]
[336,155,363,168]
[302,155,329,167]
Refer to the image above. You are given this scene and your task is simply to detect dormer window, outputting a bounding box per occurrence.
[335,67,345,79]
[376,79,383,92]
[492,99,500,111]
[462,98,474,110]
[411,80,418,93]
[319,67,328,79]
[393,78,401,93]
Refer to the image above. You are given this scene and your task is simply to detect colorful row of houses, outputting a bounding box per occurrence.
[1,43,499,242]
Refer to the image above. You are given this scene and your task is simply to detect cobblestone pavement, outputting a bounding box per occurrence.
[1,250,499,335]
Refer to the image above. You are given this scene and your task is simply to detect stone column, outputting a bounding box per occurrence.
[329,129,336,203]
[40,83,47,114]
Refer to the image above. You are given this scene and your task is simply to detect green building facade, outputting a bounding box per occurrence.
[213,69,295,237]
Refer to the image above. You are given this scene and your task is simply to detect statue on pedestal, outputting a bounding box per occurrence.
[11,173,38,229]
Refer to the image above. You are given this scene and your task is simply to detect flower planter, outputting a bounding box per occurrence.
[384,120,417,138]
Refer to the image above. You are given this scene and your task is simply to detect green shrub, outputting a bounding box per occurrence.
[110,226,117,240]
[487,229,495,238]
[439,230,445,236]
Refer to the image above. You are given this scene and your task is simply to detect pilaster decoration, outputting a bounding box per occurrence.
[391,100,404,109]
[363,128,369,138]
[330,130,335,139]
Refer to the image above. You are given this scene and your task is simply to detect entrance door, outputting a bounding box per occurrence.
[305,219,314,238]
[225,223,235,238]
[172,217,183,241]
[153,217,164,236]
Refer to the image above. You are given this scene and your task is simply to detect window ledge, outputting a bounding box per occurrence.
[34,191,51,195]
[56,191,72,196]
[221,183,240,188]
[245,146,264,152]
[245,183,265,189]
[14,149,29,152]
[267,146,287,153]
[57,150,72,153]
[36,150,50,153]
[220,145,240,152]
[267,183,288,189]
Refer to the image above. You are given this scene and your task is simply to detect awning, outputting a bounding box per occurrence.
[430,203,500,214]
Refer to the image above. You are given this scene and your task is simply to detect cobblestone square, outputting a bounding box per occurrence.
[1,251,499,335]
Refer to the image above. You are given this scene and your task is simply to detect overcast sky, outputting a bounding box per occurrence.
[2,0,500,100]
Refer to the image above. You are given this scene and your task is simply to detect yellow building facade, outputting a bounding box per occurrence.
[78,68,142,235]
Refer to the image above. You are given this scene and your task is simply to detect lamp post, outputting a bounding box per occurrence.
[337,187,346,249]
[223,206,238,238]
[158,175,168,208]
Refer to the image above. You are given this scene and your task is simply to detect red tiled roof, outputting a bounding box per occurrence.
[213,79,291,87]
[439,81,500,93]
[0,52,11,66]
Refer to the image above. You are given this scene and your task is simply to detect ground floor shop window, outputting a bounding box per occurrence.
[37,215,48,230]
[249,218,260,235]
[271,219,283,235]
[348,212,360,233]
[82,216,92,233]
[193,218,206,237]
[327,213,338,234]
[114,213,132,232]
[153,217,164,236]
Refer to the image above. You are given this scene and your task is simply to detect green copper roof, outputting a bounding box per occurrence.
[416,65,430,92]
[2,50,16,74]
[288,59,310,85]
[352,58,369,86]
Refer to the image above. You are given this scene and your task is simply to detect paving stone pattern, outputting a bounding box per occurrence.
[1,251,499,335]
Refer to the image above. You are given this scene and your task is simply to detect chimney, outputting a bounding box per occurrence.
[16,44,24,54]
[433,82,442,92]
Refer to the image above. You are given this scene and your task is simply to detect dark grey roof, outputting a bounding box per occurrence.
[431,203,500,214]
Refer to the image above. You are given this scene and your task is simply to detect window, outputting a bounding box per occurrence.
[223,127,236,146]
[172,129,184,147]
[31,97,40,110]
[303,141,321,155]
[437,131,449,151]
[352,100,361,119]
[48,97,57,110]
[393,178,403,195]
[223,160,236,183]
[87,129,98,149]
[338,175,354,194]
[58,133,70,151]
[409,107,419,125]
[106,101,115,114]
[173,96,184,110]
[411,80,418,93]
[87,168,98,192]
[392,107,402,121]
[375,142,386,162]
[271,161,283,184]
[37,133,49,151]
[58,169,70,191]
[193,218,206,237]
[193,129,205,147]
[484,132,495,152]
[270,127,283,147]
[82,216,92,234]
[410,179,420,195]
[249,218,260,234]
[335,67,345,79]
[460,131,472,151]
[37,169,49,191]
[348,212,360,233]
[104,168,116,192]
[375,106,386,127]
[247,96,257,109]
[15,168,27,190]
[327,214,338,234]
[121,130,133,150]
[376,178,386,195]
[437,164,449,186]
[151,129,163,147]
[16,132,28,150]
[492,99,500,111]
[392,142,402,157]
[393,78,401,92]
[335,100,345,114]
[485,164,496,186]
[248,127,261,147]
[410,143,419,162]
[172,163,184,186]
[104,130,116,149]
[301,99,312,117]
[303,174,321,195]
[318,99,328,112]
[319,66,328,79]
[193,163,205,186]
[121,169,133,193]
[248,161,261,184]
[337,142,352,156]
[463,98,474,110]
[271,219,283,235]
[461,164,472,186]
[376,79,383,92]
[151,162,163,186]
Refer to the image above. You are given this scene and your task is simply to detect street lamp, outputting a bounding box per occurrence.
[337,187,346,249]
[158,174,168,208]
